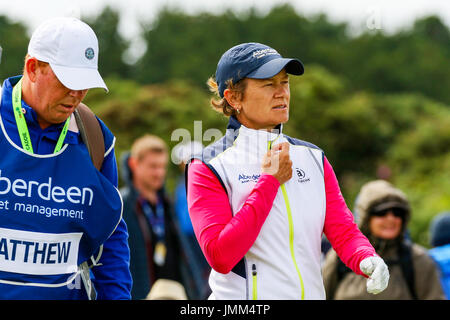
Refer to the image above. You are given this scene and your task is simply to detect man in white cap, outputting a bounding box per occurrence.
[0,17,131,299]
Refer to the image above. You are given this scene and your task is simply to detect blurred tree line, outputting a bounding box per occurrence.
[2,5,449,104]
[0,4,449,246]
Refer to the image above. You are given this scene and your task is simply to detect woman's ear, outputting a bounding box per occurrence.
[223,88,238,108]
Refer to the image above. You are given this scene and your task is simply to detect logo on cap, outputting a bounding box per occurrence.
[85,47,95,60]
[252,48,278,59]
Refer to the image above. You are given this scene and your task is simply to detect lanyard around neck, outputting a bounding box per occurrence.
[12,78,70,154]
[139,197,166,241]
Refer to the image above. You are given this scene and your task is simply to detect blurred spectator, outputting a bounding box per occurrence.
[172,141,211,299]
[322,180,445,299]
[429,211,450,299]
[120,134,184,299]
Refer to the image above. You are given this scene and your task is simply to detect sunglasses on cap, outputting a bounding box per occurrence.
[371,207,406,218]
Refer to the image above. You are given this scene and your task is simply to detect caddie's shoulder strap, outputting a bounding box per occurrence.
[74,103,105,171]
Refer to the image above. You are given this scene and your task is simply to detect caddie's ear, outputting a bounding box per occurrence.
[24,57,39,82]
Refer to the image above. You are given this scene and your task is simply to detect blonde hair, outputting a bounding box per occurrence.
[206,77,247,116]
[131,134,168,161]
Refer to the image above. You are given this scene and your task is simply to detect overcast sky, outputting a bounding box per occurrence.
[1,0,449,61]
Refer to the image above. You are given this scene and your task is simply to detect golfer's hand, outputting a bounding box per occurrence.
[262,142,292,185]
[360,256,390,294]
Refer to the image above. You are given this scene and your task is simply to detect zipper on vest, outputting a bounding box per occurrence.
[268,140,305,300]
[252,264,257,300]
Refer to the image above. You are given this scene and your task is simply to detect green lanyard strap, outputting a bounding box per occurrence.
[12,78,70,154]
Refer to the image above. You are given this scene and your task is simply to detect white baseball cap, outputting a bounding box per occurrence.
[28,17,108,92]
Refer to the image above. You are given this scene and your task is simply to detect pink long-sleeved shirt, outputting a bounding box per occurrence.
[187,156,375,276]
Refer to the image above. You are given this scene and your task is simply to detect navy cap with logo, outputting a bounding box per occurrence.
[215,42,304,97]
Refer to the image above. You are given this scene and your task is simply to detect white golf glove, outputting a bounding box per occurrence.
[359,255,389,294]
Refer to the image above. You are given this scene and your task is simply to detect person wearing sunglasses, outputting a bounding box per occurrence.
[322,179,445,299]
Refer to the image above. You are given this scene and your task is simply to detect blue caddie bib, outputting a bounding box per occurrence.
[0,106,123,299]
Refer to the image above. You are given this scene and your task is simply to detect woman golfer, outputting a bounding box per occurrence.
[186,42,389,299]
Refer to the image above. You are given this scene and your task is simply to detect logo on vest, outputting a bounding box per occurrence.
[295,168,310,183]
[238,173,261,183]
[0,170,93,206]
[0,170,93,221]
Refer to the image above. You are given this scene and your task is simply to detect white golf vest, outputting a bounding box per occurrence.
[195,117,327,300]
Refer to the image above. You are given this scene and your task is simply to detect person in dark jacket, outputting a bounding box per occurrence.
[120,134,185,300]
